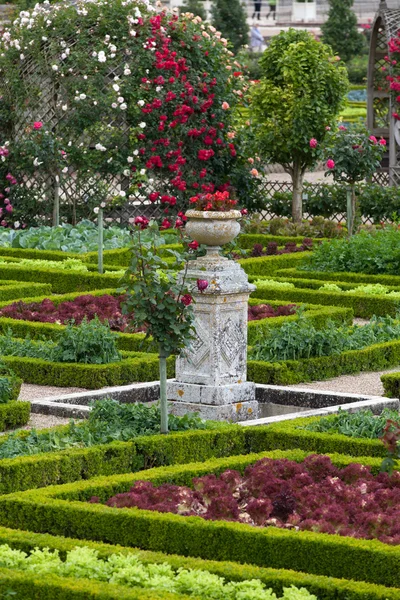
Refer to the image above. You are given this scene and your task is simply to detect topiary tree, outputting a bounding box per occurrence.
[180,0,207,20]
[0,0,251,227]
[250,29,348,223]
[211,0,249,54]
[321,0,365,64]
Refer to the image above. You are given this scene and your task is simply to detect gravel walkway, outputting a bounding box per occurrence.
[19,383,87,401]
[290,367,400,397]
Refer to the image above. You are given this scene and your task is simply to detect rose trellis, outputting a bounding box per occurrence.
[0,0,252,228]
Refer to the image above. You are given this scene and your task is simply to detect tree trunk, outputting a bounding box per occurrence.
[52,175,60,227]
[291,163,304,224]
[159,347,169,434]
[346,184,357,237]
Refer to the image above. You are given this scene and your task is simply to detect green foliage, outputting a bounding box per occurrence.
[304,408,399,439]
[303,229,400,275]
[211,0,249,53]
[4,450,400,589]
[346,55,368,84]
[250,29,348,221]
[321,0,364,63]
[0,257,89,272]
[0,399,209,460]
[53,317,121,365]
[180,0,207,20]
[121,223,196,356]
[0,543,317,600]
[249,313,400,362]
[0,527,397,600]
[253,279,295,290]
[324,124,385,185]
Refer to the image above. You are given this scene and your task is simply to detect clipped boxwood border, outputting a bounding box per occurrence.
[381,372,400,398]
[243,415,389,458]
[0,526,398,600]
[0,351,173,389]
[1,450,400,588]
[0,401,30,432]
[279,267,400,287]
[251,277,400,318]
[248,339,400,385]
[238,233,326,249]
[240,252,311,276]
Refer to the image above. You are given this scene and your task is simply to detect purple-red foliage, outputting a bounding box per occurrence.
[0,294,142,332]
[92,455,400,544]
[248,303,297,322]
[252,238,314,257]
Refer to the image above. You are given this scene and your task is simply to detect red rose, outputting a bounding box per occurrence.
[180,294,193,306]
[188,240,199,250]
[196,279,208,291]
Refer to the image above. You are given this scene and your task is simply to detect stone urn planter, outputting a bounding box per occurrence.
[185,209,241,247]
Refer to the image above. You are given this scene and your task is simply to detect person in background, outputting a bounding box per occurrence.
[266,0,276,19]
[250,23,264,52]
[252,0,261,20]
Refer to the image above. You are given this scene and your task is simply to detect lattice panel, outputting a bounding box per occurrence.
[373,96,390,128]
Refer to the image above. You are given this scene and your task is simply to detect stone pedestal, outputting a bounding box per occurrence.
[167,247,258,422]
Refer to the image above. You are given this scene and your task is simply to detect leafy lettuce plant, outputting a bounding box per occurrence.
[0,543,316,599]
[304,408,400,439]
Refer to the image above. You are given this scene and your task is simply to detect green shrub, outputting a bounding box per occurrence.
[303,229,400,275]
[3,450,400,588]
[0,527,398,600]
[0,402,30,432]
[304,408,398,439]
[240,253,310,277]
[53,317,122,365]
[381,372,400,398]
[248,338,400,385]
[250,314,400,362]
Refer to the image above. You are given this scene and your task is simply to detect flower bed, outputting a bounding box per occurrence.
[250,239,314,258]
[94,454,400,544]
[3,449,400,588]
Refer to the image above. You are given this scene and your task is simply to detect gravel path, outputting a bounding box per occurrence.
[19,383,87,401]
[290,367,400,397]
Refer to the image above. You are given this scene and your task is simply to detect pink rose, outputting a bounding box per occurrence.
[196,279,208,292]
[309,138,318,148]
[379,138,387,146]
[250,168,259,177]
[326,159,335,169]
[33,121,43,130]
[369,135,377,144]
[221,102,230,110]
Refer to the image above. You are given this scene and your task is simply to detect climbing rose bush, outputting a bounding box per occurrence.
[0,0,250,220]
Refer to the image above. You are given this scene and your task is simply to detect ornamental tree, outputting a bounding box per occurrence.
[250,29,348,223]
[211,0,249,54]
[321,0,365,64]
[324,124,386,235]
[0,0,250,225]
[122,220,204,434]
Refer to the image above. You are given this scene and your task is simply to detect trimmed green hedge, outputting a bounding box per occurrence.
[250,279,400,319]
[0,426,249,495]
[0,568,180,599]
[0,526,398,600]
[0,401,30,432]
[238,233,325,249]
[0,281,51,302]
[279,268,400,287]
[0,351,173,389]
[240,253,311,276]
[244,415,389,458]
[248,339,400,385]
[381,372,400,398]
[2,450,400,588]
[0,264,121,294]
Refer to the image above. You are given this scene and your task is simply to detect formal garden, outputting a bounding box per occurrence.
[0,0,399,598]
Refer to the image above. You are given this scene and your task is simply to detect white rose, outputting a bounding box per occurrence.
[14,221,20,229]
[139,122,146,128]
[127,156,133,163]
[111,103,117,109]
[123,169,130,176]
[51,64,58,71]
[93,207,99,215]
[124,69,131,76]
[119,190,126,197]
[79,93,86,100]
[133,150,139,156]
[98,51,106,62]
[120,103,127,110]
[117,96,124,103]
[137,100,145,107]
[113,83,120,92]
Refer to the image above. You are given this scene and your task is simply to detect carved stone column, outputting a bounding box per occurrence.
[167,246,258,422]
